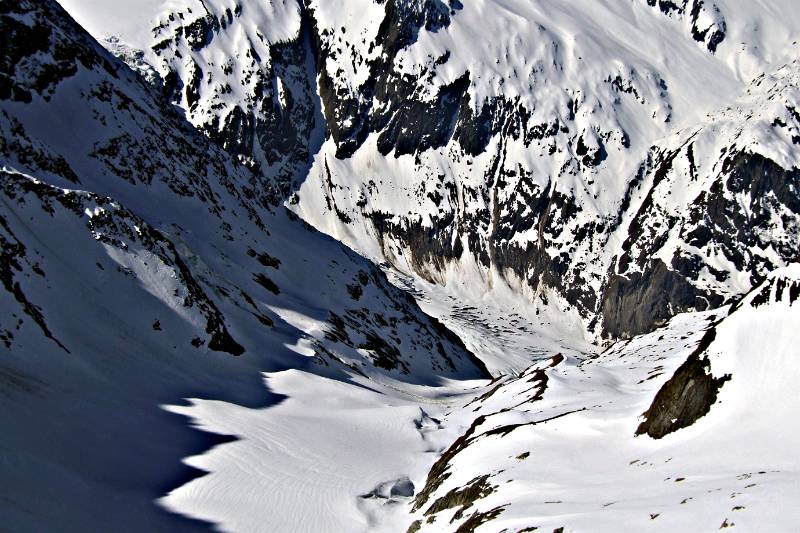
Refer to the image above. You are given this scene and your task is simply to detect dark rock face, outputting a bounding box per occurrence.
[423,474,495,520]
[150,3,322,206]
[602,259,717,339]
[642,0,726,52]
[636,327,730,439]
[713,152,800,277]
[605,146,800,338]
[312,0,465,159]
[0,1,118,103]
[376,72,470,156]
[746,272,800,309]
[453,505,506,533]
[368,210,464,283]
[489,183,600,316]
[315,9,573,163]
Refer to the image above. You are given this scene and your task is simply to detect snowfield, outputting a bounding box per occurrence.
[161,370,484,532]
[404,265,800,532]
[156,265,800,532]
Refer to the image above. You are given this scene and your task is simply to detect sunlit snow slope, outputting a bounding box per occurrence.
[404,265,800,532]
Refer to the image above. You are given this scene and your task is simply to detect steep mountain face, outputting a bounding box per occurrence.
[143,0,319,204]
[0,2,487,530]
[61,0,320,205]
[2,0,484,378]
[601,63,800,337]
[72,0,800,340]
[295,0,800,340]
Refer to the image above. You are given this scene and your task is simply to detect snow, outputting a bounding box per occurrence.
[159,266,800,532]
[58,0,170,47]
[4,1,800,532]
[59,0,300,50]
[284,0,800,342]
[56,0,800,337]
[161,370,482,532]
[405,270,800,531]
[0,6,486,529]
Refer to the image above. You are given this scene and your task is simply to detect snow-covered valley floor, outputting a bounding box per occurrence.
[161,367,484,532]
[161,266,800,533]
[157,267,593,532]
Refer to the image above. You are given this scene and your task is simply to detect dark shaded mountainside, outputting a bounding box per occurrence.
[0,1,487,530]
[115,0,800,340]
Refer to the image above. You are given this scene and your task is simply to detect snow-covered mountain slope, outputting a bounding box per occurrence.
[293,0,800,340]
[58,0,800,340]
[5,1,800,532]
[61,0,320,204]
[0,2,488,530]
[403,263,800,532]
[600,61,800,337]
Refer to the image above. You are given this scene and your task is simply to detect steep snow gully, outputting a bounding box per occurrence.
[3,0,800,532]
